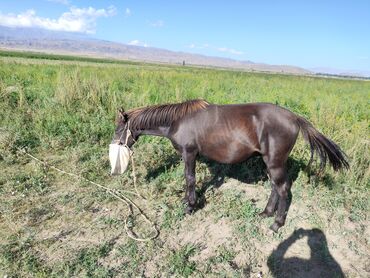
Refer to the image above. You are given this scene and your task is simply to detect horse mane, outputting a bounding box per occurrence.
[127,99,210,130]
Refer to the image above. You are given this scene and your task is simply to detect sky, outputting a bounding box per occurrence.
[0,0,369,72]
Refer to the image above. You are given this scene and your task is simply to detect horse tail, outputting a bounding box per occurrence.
[297,116,349,172]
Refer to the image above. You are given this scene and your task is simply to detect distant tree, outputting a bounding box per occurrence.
[183,60,185,66]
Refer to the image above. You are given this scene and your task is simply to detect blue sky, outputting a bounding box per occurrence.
[1,0,369,72]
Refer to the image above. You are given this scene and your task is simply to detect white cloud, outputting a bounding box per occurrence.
[217,47,244,55]
[149,20,164,27]
[128,40,148,47]
[47,0,70,5]
[187,43,244,56]
[128,40,139,45]
[0,6,117,34]
[125,8,131,16]
[187,43,208,49]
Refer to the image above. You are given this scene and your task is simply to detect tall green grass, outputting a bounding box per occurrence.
[1,59,368,187]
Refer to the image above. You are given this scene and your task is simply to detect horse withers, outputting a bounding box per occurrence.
[112,99,349,232]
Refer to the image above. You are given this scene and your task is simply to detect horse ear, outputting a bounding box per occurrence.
[118,107,128,122]
[123,113,128,122]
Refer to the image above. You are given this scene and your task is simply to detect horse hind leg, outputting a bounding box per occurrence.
[259,156,280,218]
[259,183,279,218]
[261,151,292,232]
[260,124,298,231]
[267,165,292,232]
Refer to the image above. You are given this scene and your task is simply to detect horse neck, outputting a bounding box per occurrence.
[127,99,209,138]
[136,125,171,138]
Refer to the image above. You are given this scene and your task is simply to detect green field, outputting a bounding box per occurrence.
[0,52,369,277]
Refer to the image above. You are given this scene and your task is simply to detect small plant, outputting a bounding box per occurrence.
[11,171,50,195]
[161,202,186,229]
[167,244,198,277]
[68,242,115,277]
[0,236,52,277]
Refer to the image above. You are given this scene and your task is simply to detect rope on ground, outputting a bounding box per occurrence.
[17,147,159,242]
[130,154,146,200]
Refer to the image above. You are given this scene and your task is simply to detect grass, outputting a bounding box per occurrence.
[0,52,369,277]
[0,49,144,66]
[167,244,198,277]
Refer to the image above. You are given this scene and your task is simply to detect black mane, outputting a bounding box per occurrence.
[127,99,210,130]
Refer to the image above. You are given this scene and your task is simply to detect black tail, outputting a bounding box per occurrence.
[297,117,349,172]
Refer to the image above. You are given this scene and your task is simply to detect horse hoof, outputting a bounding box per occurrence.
[259,211,273,218]
[269,222,282,233]
[184,206,194,215]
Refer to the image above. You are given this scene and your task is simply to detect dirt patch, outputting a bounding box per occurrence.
[217,178,370,277]
[1,167,368,277]
[178,217,233,261]
[32,199,129,266]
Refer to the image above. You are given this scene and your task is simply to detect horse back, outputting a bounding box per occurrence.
[169,103,299,163]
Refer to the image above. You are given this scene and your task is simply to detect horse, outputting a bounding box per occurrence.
[111,99,349,232]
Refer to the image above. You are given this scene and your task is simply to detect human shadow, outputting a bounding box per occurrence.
[267,228,344,278]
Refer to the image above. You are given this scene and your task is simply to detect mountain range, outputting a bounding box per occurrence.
[0,26,311,74]
[0,26,368,78]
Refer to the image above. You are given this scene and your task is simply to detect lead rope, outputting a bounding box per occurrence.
[130,151,146,200]
[17,147,159,242]
[121,121,145,200]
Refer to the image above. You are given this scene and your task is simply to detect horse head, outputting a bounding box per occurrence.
[112,107,137,148]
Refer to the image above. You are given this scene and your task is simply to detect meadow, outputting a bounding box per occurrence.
[0,52,369,277]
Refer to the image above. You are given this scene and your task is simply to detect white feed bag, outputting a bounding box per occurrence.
[109,144,131,175]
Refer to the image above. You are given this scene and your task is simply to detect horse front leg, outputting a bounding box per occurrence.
[182,150,197,214]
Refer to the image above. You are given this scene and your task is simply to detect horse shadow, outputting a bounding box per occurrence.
[195,156,305,209]
[267,228,344,278]
[146,152,305,184]
[198,155,306,188]
[145,152,307,208]
[145,151,181,181]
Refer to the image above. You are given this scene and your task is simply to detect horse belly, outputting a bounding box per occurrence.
[199,140,258,164]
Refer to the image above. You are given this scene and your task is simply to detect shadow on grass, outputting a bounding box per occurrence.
[145,152,181,181]
[267,228,344,278]
[146,154,306,185]
[145,151,309,209]
[200,156,305,187]
[196,156,306,209]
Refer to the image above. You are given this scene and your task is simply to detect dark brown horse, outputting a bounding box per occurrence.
[112,99,348,232]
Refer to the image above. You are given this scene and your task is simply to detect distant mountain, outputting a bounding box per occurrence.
[310,67,370,78]
[0,26,308,74]
[0,26,88,40]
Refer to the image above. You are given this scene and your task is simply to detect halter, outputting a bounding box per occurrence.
[118,120,136,148]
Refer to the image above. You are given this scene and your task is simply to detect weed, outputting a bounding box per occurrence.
[66,242,115,277]
[167,244,198,277]
[161,202,186,229]
[0,236,51,277]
